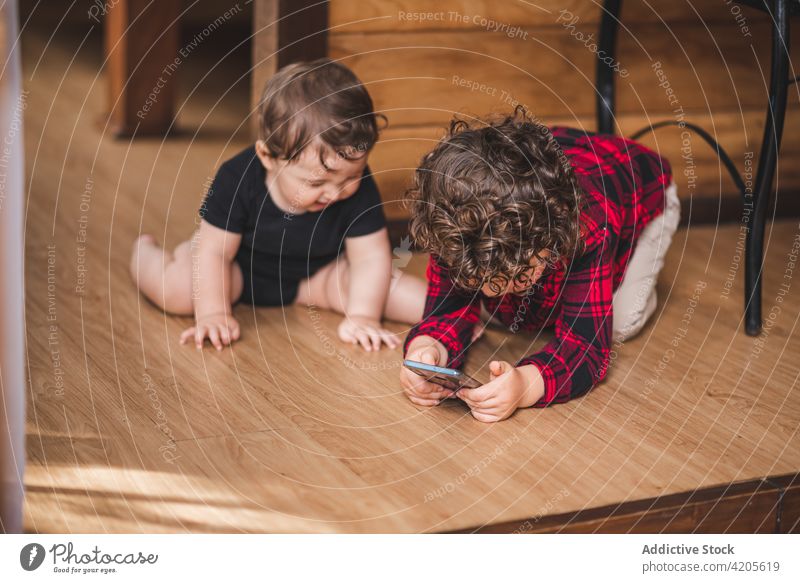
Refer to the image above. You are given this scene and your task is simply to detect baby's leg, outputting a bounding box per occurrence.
[385,267,426,324]
[130,233,244,316]
[130,235,195,315]
[294,258,348,313]
[295,260,426,324]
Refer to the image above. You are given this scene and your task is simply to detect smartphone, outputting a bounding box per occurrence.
[403,360,481,391]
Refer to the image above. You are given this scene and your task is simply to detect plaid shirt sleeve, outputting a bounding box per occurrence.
[516,226,615,407]
[515,126,671,407]
[403,254,480,368]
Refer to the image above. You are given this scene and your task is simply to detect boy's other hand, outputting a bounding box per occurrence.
[180,312,241,351]
[338,315,399,351]
[400,337,454,407]
[457,361,544,422]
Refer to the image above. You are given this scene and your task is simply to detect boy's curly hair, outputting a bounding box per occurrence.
[406,106,587,293]
[258,58,387,164]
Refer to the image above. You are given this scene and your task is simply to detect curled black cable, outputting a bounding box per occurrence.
[630,120,747,201]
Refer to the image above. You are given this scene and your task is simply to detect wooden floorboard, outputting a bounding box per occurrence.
[19,24,800,533]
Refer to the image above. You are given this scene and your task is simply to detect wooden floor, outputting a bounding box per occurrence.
[20,23,800,533]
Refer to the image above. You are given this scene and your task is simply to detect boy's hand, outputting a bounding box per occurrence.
[457,361,544,422]
[338,315,399,351]
[400,337,454,407]
[180,312,241,351]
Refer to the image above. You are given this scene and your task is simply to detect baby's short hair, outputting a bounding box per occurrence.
[407,106,587,293]
[257,58,384,163]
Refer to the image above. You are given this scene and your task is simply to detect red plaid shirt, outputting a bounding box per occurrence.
[404,127,673,407]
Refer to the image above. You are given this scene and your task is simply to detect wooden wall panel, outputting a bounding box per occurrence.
[324,0,800,222]
[330,19,800,127]
[330,0,761,32]
[370,107,800,221]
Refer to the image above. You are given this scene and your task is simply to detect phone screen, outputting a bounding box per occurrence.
[403,360,481,391]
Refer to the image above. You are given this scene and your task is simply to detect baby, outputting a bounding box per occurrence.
[400,107,681,421]
[131,58,427,351]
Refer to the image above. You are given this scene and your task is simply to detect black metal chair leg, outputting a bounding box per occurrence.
[745,0,790,336]
[596,0,623,134]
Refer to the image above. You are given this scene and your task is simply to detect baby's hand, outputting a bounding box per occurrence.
[338,315,399,351]
[180,311,241,351]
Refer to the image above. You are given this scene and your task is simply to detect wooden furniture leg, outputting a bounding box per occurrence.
[250,0,329,136]
[104,0,180,137]
[745,0,790,336]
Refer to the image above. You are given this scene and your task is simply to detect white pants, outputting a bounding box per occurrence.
[611,182,681,343]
